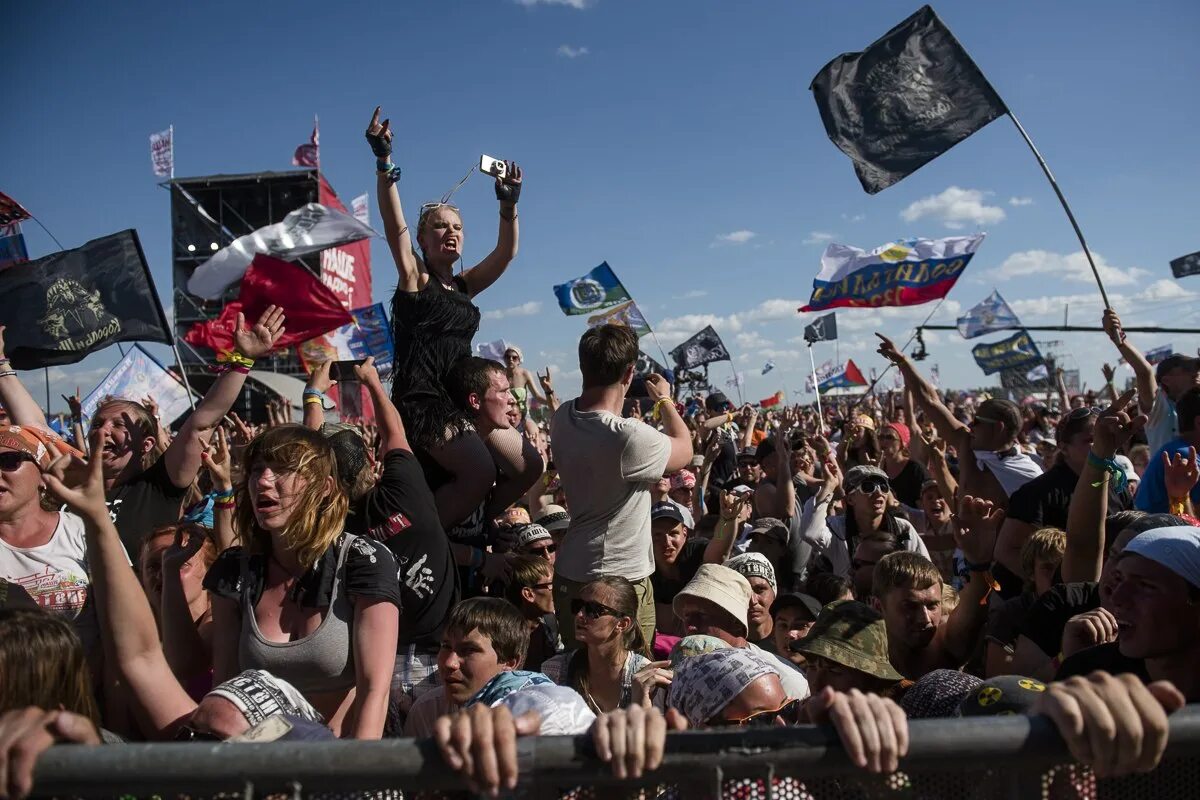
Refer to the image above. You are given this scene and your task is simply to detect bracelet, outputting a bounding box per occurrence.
[377,164,402,184]
[1086,450,1127,492]
[213,488,235,500]
[1170,497,1188,516]
[304,396,324,406]
[214,498,236,510]
[302,389,325,399]
[0,370,15,379]
[218,351,255,369]
[0,357,9,367]
[651,397,673,422]
[375,159,393,172]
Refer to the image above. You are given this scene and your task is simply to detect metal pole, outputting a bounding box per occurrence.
[169,124,174,180]
[43,367,50,416]
[807,343,824,434]
[919,324,1200,334]
[1007,112,1110,309]
[170,342,198,411]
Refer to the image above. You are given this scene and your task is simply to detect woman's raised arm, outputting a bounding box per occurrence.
[368,106,422,292]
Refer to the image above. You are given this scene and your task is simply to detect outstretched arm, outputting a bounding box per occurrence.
[357,357,409,454]
[1103,309,1156,415]
[0,326,49,428]
[303,360,335,431]
[876,333,967,444]
[368,106,423,292]
[162,307,286,489]
[462,163,521,298]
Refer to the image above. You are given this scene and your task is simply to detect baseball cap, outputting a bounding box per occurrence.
[769,592,822,621]
[705,392,732,413]
[844,465,889,492]
[748,517,788,543]
[651,501,687,526]
[0,424,85,470]
[958,675,1047,717]
[534,505,571,533]
[737,446,757,462]
[1156,354,1200,380]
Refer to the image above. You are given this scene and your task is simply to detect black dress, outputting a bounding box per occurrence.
[390,276,481,451]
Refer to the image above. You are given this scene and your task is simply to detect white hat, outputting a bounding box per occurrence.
[724,552,777,592]
[534,505,571,533]
[673,564,752,639]
[1114,454,1138,482]
[515,523,552,549]
[1123,526,1200,590]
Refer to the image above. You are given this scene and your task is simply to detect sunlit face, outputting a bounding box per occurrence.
[651,518,688,568]
[668,487,693,509]
[919,486,950,526]
[746,576,776,635]
[1099,528,1141,608]
[522,568,555,615]
[877,428,903,458]
[474,371,515,430]
[418,207,463,265]
[504,350,521,368]
[574,583,631,648]
[1110,554,1200,660]
[676,596,743,645]
[879,583,942,650]
[248,462,312,533]
[772,606,815,666]
[848,480,889,519]
[90,403,153,478]
[1160,366,1200,401]
[0,447,43,517]
[438,627,514,706]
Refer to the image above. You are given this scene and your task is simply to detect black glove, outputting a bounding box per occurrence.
[494,161,521,205]
[365,125,391,159]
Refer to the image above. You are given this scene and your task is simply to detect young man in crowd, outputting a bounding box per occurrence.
[1104,308,1200,452]
[724,552,777,649]
[504,555,559,672]
[512,522,556,565]
[769,592,822,666]
[551,325,692,647]
[672,563,809,698]
[752,433,814,591]
[404,597,532,736]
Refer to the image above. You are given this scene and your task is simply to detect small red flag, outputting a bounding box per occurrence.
[292,118,319,168]
[0,191,32,226]
[185,254,351,353]
[759,390,784,408]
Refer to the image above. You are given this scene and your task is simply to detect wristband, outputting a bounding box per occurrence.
[0,370,15,379]
[375,159,393,172]
[214,498,236,510]
[651,397,673,422]
[303,389,325,399]
[1170,497,1189,516]
[377,164,402,184]
[0,358,9,367]
[304,396,323,406]
[214,488,235,501]
[1086,450,1128,492]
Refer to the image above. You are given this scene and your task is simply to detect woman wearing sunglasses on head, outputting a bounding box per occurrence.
[539,576,657,713]
[802,463,929,578]
[365,107,540,534]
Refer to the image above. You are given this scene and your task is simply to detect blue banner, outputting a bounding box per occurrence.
[345,303,394,377]
[0,223,28,270]
[971,330,1043,376]
[957,290,1022,339]
[81,344,195,427]
[553,262,632,316]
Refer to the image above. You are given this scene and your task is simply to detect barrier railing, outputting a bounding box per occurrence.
[30,706,1200,799]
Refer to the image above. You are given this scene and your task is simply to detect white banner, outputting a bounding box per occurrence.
[81,345,195,426]
[186,203,375,299]
[149,127,173,178]
[351,193,369,227]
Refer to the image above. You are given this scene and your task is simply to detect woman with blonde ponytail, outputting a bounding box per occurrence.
[205,425,401,738]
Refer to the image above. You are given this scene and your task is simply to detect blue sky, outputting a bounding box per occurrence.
[4,0,1199,411]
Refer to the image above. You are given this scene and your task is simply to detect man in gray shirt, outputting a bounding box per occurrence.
[550,325,693,647]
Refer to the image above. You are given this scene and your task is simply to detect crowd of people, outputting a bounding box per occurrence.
[1,110,1198,798]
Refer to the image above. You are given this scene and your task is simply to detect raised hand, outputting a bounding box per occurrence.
[875,333,905,366]
[353,356,380,387]
[1102,308,1126,346]
[631,660,673,709]
[233,306,285,360]
[954,495,1004,566]
[718,488,753,523]
[308,360,336,394]
[1102,363,1116,384]
[1163,447,1199,501]
[365,106,393,159]
[537,367,553,397]
[1061,607,1119,659]
[43,430,109,523]
[227,412,254,449]
[61,387,83,421]
[201,427,232,490]
[644,374,671,402]
[495,161,522,205]
[161,524,208,573]
[1092,389,1146,458]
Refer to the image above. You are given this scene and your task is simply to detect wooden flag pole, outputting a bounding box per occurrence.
[1007,112,1110,309]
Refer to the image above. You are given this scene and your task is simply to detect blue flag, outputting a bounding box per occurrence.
[553,262,632,316]
[957,290,1022,339]
[972,330,1043,376]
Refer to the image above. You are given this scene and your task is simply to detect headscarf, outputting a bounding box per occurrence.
[206,669,323,727]
[465,670,554,709]
[668,648,776,727]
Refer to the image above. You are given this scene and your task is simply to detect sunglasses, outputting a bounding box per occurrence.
[852,478,889,495]
[173,725,222,742]
[712,698,800,728]
[530,581,554,591]
[570,598,622,621]
[0,451,35,472]
[1067,407,1103,420]
[528,543,557,556]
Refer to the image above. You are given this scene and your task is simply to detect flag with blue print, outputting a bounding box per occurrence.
[971,330,1043,376]
[587,299,651,337]
[761,360,776,376]
[81,344,195,428]
[800,234,984,313]
[957,290,1022,339]
[553,262,631,316]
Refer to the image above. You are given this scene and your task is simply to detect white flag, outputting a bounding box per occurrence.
[150,127,173,178]
[81,345,195,426]
[351,193,369,227]
[186,203,375,299]
[475,339,510,364]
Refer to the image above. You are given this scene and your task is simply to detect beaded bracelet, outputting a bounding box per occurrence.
[0,357,9,367]
[214,498,236,510]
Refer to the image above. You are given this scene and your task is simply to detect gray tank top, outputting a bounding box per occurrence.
[238,534,357,695]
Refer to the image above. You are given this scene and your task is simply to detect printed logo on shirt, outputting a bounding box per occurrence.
[369,512,413,542]
[104,498,122,523]
[397,553,435,600]
[12,566,89,618]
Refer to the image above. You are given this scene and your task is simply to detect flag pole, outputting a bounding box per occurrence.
[170,341,197,411]
[169,124,175,180]
[1006,112,1110,309]
[807,343,825,435]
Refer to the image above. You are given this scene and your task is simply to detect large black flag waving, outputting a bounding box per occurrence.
[670,325,730,371]
[803,312,838,344]
[0,229,173,369]
[810,5,1007,194]
[634,350,667,378]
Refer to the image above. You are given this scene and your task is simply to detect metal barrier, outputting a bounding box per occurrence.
[30,707,1200,799]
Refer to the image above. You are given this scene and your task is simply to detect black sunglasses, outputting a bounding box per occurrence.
[0,451,34,473]
[173,725,222,742]
[570,598,622,620]
[1067,406,1103,421]
[528,543,557,555]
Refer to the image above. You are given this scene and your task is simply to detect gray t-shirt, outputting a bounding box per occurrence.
[551,400,672,582]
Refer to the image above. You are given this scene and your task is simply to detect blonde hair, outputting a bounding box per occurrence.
[416,203,462,245]
[0,609,100,726]
[872,551,942,599]
[235,425,348,569]
[1021,527,1066,588]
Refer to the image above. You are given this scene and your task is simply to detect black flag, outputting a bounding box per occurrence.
[810,5,1007,194]
[0,229,173,369]
[634,351,667,378]
[1170,250,1200,279]
[670,325,730,371]
[803,312,838,344]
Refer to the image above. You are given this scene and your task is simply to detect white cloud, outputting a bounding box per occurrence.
[674,289,708,300]
[556,44,589,58]
[842,213,866,223]
[516,0,589,8]
[995,249,1151,288]
[735,331,772,349]
[712,230,756,246]
[482,301,542,320]
[900,186,1006,229]
[1008,196,1034,207]
[803,231,836,246]
[746,298,806,321]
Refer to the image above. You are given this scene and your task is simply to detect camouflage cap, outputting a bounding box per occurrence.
[790,599,903,682]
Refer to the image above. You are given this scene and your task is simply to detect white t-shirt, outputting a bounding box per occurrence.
[551,400,672,582]
[0,511,99,651]
[747,641,810,700]
[973,450,1043,497]
[1146,389,1178,455]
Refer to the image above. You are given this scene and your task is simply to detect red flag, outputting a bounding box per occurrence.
[292,117,319,168]
[843,359,868,386]
[0,192,32,226]
[184,254,351,353]
[759,390,784,408]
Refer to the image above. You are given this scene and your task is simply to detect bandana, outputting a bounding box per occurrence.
[669,469,697,491]
[724,552,777,592]
[206,669,323,727]
[668,648,776,726]
[465,670,554,709]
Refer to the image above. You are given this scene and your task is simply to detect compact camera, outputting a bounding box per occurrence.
[480,155,507,179]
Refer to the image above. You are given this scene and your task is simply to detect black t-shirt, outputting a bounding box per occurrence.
[710,429,738,489]
[1056,641,1149,682]
[106,455,189,561]
[348,449,460,651]
[651,538,709,604]
[888,459,930,509]
[1007,461,1133,530]
[1017,581,1101,658]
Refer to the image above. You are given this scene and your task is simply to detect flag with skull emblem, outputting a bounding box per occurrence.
[670,325,730,371]
[0,229,172,369]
